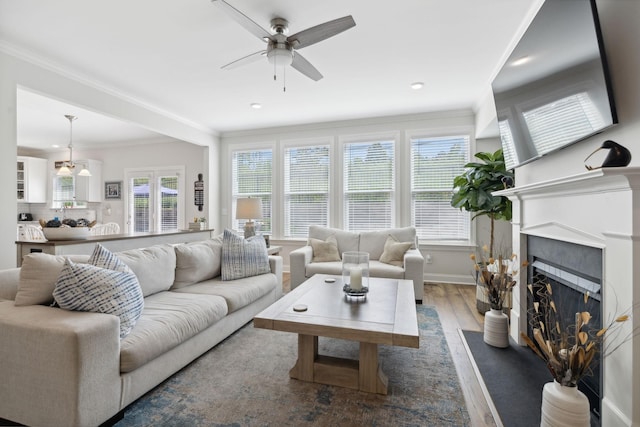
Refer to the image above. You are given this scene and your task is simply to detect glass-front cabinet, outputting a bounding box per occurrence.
[17,156,47,203]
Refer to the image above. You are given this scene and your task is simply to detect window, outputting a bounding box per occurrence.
[125,167,184,233]
[232,149,272,234]
[410,135,470,241]
[284,145,330,237]
[343,140,394,231]
[52,175,88,209]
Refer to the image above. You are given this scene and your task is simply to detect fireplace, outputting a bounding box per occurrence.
[527,235,603,424]
[496,168,640,427]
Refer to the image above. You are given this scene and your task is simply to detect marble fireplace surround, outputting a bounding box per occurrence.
[497,168,640,427]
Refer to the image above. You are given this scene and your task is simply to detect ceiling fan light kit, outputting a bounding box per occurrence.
[212,0,355,89]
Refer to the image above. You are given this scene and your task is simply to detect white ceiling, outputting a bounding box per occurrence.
[0,0,538,151]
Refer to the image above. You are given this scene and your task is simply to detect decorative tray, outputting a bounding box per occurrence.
[342,285,369,296]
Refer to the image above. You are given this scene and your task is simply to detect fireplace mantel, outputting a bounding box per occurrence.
[497,167,640,427]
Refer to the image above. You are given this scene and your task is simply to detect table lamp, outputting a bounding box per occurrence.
[236,197,263,238]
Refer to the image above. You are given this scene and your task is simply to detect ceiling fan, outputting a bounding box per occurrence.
[211,0,355,83]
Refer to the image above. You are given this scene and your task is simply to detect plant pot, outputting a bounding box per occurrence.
[483,308,509,348]
[540,381,590,427]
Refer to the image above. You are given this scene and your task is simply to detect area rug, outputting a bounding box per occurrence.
[115,305,470,426]
[460,330,549,427]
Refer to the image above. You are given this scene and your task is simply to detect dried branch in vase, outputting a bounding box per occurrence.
[521,274,635,387]
[471,245,522,311]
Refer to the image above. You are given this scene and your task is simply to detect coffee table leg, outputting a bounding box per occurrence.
[359,342,388,394]
[289,334,318,382]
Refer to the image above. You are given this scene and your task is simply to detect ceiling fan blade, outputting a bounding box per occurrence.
[211,0,272,42]
[221,50,266,70]
[287,15,355,50]
[291,52,323,81]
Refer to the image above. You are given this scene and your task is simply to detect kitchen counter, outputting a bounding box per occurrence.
[15,229,214,267]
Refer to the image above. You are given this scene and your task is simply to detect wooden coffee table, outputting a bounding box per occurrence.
[254,274,419,394]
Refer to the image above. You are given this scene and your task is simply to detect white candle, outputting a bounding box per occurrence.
[350,267,362,290]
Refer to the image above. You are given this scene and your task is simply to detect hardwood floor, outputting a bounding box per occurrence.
[282,273,496,427]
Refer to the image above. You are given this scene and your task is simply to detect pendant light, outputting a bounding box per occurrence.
[57,114,91,177]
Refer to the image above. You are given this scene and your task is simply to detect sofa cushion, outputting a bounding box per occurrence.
[308,225,359,255]
[117,244,176,297]
[173,235,224,289]
[368,260,406,279]
[221,229,270,281]
[360,227,417,260]
[172,273,277,313]
[379,235,413,266]
[14,253,90,306]
[309,235,341,262]
[52,259,144,338]
[120,291,228,372]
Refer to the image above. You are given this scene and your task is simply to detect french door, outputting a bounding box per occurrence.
[125,167,185,233]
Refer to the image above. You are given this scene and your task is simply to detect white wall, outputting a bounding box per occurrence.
[0,50,219,268]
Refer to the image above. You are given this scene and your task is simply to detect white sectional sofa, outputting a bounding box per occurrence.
[0,234,282,427]
[290,225,425,302]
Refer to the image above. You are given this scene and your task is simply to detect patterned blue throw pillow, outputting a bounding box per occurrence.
[221,229,270,281]
[52,245,144,338]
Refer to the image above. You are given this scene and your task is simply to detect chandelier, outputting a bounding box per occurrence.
[57,114,91,177]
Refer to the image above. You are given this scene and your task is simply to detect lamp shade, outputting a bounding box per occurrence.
[236,197,262,220]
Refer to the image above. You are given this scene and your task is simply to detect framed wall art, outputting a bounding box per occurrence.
[104,181,122,200]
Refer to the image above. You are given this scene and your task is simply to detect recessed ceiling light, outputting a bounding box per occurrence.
[411,82,424,90]
[52,144,60,148]
[511,56,531,66]
[250,103,262,109]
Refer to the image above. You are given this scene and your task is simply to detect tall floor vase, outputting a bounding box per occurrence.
[540,381,590,427]
[483,308,509,348]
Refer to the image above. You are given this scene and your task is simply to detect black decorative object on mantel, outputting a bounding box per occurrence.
[584,140,632,170]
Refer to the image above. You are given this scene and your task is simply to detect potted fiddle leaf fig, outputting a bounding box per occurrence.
[451,148,513,258]
[451,149,514,314]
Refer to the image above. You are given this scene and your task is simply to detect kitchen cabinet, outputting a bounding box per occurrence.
[17,156,47,203]
[73,159,103,202]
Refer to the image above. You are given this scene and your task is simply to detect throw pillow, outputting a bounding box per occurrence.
[379,234,413,266]
[221,229,270,281]
[52,259,144,338]
[309,235,341,262]
[89,243,133,274]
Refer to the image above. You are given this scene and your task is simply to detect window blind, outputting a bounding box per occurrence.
[232,149,272,234]
[129,176,151,233]
[498,119,518,169]
[159,175,178,231]
[411,135,470,240]
[284,145,329,237]
[343,140,394,231]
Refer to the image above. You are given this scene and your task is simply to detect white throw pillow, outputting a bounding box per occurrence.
[221,229,270,281]
[379,235,413,266]
[52,259,144,338]
[308,235,341,262]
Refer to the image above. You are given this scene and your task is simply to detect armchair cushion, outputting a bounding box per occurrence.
[309,235,341,262]
[379,235,413,266]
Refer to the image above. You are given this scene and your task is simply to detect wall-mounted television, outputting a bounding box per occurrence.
[492,0,617,170]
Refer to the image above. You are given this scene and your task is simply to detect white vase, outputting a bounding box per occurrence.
[483,308,509,348]
[540,380,590,427]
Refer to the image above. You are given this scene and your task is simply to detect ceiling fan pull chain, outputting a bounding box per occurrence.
[273,54,277,81]
[283,65,286,92]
